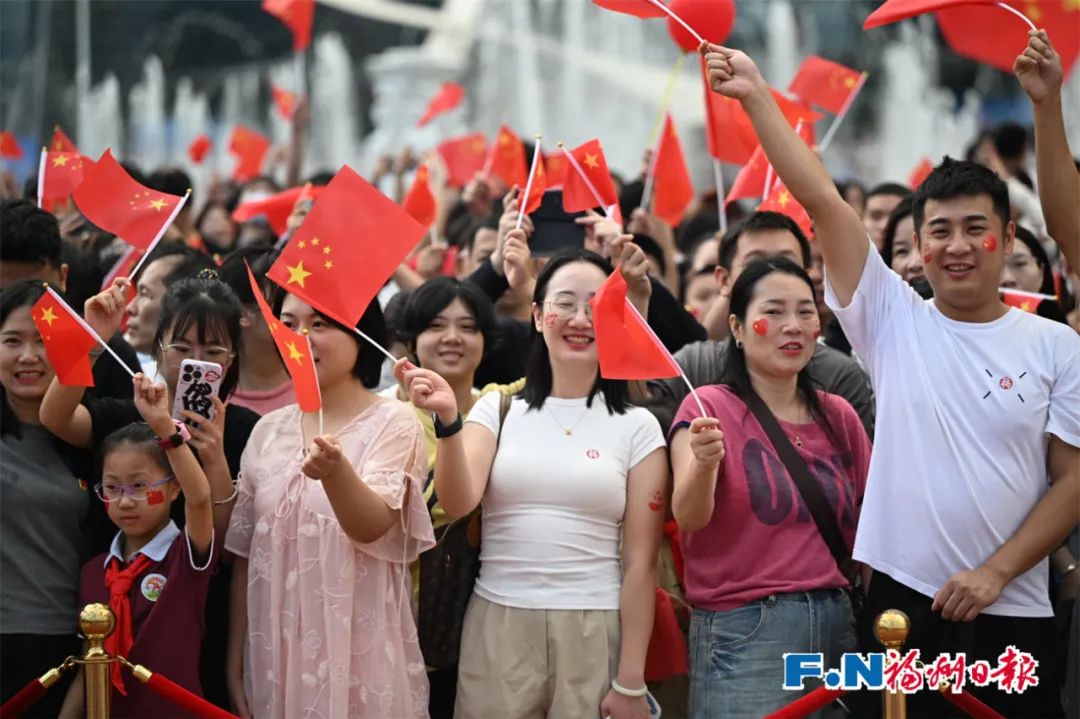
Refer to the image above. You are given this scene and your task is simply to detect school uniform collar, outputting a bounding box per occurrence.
[104,520,180,568]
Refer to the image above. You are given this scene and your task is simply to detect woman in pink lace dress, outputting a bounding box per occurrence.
[225,292,435,719]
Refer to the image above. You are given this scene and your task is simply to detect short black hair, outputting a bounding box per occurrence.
[880,195,915,265]
[137,244,212,289]
[397,277,497,363]
[60,245,104,312]
[865,182,911,204]
[146,168,193,206]
[912,156,1010,234]
[217,246,280,306]
[0,199,62,268]
[717,211,811,271]
[993,122,1028,161]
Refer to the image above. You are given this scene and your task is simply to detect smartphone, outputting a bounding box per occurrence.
[529,190,587,257]
[172,359,223,426]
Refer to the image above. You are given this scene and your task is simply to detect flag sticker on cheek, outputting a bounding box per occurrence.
[544,313,558,330]
[146,490,165,506]
[923,250,933,265]
[752,319,769,336]
[982,235,998,252]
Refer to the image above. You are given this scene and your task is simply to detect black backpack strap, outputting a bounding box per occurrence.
[741,389,851,573]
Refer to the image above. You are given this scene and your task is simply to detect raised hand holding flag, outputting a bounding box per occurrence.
[31,286,135,387]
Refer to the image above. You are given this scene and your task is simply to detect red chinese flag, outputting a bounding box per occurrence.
[562,139,620,214]
[229,125,271,183]
[40,152,87,200]
[0,131,22,159]
[31,288,100,387]
[758,181,814,239]
[102,246,143,291]
[187,134,212,164]
[437,133,488,188]
[402,163,437,228]
[591,0,668,18]
[267,165,427,327]
[788,56,864,114]
[272,85,297,120]
[488,126,527,189]
[262,0,314,50]
[543,152,569,187]
[246,263,322,411]
[937,1,1079,78]
[1001,290,1043,313]
[73,150,186,251]
[725,145,771,204]
[863,0,996,28]
[908,157,934,189]
[417,82,465,127]
[591,269,681,380]
[51,127,78,153]
[652,114,695,226]
[232,184,326,236]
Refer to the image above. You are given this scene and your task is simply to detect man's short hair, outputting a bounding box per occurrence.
[912,156,1011,233]
[0,199,62,267]
[865,182,911,204]
[717,211,812,271]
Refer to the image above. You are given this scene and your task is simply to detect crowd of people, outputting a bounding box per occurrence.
[0,26,1077,719]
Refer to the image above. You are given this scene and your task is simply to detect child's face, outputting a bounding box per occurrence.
[101,445,178,539]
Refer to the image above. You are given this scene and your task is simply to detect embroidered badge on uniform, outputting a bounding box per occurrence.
[141,573,167,602]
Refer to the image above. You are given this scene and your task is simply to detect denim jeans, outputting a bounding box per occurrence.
[688,589,856,719]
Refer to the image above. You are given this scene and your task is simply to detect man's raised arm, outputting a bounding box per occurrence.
[702,43,869,306]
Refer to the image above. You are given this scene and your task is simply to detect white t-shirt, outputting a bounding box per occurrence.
[826,240,1080,617]
[465,392,665,610]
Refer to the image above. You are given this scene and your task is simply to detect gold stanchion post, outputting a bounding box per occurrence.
[875,609,911,719]
[79,603,115,719]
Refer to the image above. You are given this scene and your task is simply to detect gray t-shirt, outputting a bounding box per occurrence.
[1,426,88,634]
[656,339,876,438]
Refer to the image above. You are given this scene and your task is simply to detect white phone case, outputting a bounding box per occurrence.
[172,359,223,424]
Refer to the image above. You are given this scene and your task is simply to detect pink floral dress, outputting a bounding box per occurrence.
[225,400,435,719]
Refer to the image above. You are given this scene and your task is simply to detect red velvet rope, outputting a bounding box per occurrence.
[0,679,47,719]
[144,672,239,719]
[940,686,1007,719]
[764,685,847,718]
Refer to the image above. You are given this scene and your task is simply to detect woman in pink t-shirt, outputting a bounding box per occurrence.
[670,258,871,719]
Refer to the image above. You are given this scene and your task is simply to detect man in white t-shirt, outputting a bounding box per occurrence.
[703,36,1078,718]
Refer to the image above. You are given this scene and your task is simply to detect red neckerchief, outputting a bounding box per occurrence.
[104,553,153,695]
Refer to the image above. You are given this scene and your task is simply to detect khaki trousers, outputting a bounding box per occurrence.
[453,594,620,719]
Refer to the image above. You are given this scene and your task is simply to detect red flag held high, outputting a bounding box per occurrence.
[32,288,100,387]
[788,56,864,114]
[246,264,322,411]
[267,165,427,327]
[544,152,569,187]
[0,131,23,159]
[488,125,528,189]
[187,134,212,164]
[908,157,934,189]
[51,127,78,153]
[232,184,326,236]
[591,0,668,18]
[272,85,297,119]
[652,114,694,226]
[73,150,186,251]
[863,0,997,28]
[591,269,681,380]
[562,139,619,214]
[438,134,488,188]
[417,82,465,127]
[40,152,87,200]
[758,181,814,239]
[402,163,437,228]
[262,0,314,50]
[229,125,271,183]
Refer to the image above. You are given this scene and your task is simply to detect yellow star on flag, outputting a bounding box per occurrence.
[1066,0,1080,11]
[778,191,791,207]
[844,76,857,89]
[149,198,167,212]
[1024,2,1042,21]
[322,246,332,255]
[285,340,305,364]
[311,237,320,247]
[1021,300,1034,312]
[40,306,58,327]
[298,240,307,249]
[324,260,334,270]
[472,140,486,153]
[285,261,312,287]
[52,155,69,167]
[584,153,600,169]
[499,133,511,146]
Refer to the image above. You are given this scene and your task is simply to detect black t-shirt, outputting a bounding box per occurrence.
[88,334,142,401]
[475,318,530,388]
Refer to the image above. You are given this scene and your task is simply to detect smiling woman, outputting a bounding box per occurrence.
[0,280,90,716]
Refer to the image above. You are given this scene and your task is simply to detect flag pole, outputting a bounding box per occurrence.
[352,327,399,364]
[516,136,542,230]
[712,159,727,234]
[994,2,1036,30]
[43,286,136,379]
[625,299,708,418]
[128,189,192,279]
[644,0,704,45]
[294,50,307,99]
[818,72,867,153]
[998,287,1057,301]
[648,55,686,147]
[762,163,775,203]
[559,142,611,219]
[36,148,46,209]
[639,119,664,214]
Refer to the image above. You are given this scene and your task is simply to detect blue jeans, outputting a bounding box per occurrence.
[688,589,856,719]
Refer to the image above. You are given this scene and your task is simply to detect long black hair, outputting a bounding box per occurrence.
[522,249,630,414]
[152,271,244,398]
[718,257,837,443]
[880,195,915,267]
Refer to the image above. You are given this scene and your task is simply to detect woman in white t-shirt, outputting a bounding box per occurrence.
[398,236,669,719]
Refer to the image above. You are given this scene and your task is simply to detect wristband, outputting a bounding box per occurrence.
[432,412,463,439]
[610,679,647,698]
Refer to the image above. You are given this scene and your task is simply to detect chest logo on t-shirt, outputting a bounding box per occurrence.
[141,573,167,602]
[586,449,600,460]
[981,368,1027,403]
